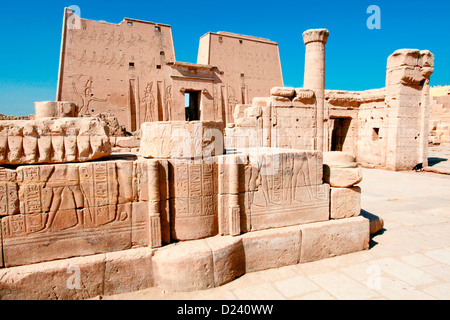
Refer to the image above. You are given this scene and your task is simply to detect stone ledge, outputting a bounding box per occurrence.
[0,217,370,299]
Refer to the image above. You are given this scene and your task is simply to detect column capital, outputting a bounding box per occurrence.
[302,28,329,45]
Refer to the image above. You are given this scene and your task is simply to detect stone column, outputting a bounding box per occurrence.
[228,155,241,236]
[384,49,434,170]
[302,28,329,152]
[146,161,163,248]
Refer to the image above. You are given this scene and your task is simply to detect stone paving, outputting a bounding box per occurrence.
[103,165,450,300]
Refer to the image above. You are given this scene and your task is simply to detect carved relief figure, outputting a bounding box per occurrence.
[250,152,319,209]
[71,75,107,115]
[117,31,125,47]
[165,85,173,121]
[142,82,155,122]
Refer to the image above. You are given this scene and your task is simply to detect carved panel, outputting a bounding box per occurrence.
[169,159,218,240]
[240,150,328,232]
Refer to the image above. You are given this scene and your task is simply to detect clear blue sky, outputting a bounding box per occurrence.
[0,0,448,116]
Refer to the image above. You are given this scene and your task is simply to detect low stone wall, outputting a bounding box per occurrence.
[0,117,371,298]
[0,216,369,299]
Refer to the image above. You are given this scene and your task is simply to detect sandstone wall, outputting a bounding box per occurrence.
[57,9,283,132]
[429,86,450,145]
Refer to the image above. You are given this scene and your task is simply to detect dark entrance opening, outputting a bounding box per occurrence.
[331,118,351,151]
[185,90,200,121]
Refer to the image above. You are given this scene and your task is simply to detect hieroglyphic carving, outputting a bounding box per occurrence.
[0,160,151,266]
[0,170,19,216]
[79,162,118,227]
[169,160,217,240]
[241,150,328,232]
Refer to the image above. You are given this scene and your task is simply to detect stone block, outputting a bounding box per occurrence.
[169,159,218,241]
[323,151,357,168]
[387,49,420,69]
[152,239,215,292]
[270,87,295,98]
[35,101,78,119]
[205,236,245,286]
[140,121,224,159]
[103,247,154,296]
[241,226,302,272]
[330,186,361,219]
[0,118,111,165]
[115,136,141,148]
[300,216,370,263]
[323,166,362,187]
[0,254,105,300]
[360,210,384,234]
[0,160,162,267]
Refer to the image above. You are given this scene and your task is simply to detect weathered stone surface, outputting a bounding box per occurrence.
[238,149,329,232]
[152,239,215,292]
[330,186,361,219]
[323,152,362,187]
[0,159,163,267]
[103,248,154,296]
[115,137,140,148]
[140,121,224,159]
[293,88,315,104]
[270,87,295,98]
[205,236,245,286]
[169,159,218,241]
[95,113,127,137]
[323,151,357,168]
[300,216,370,263]
[323,166,362,187]
[0,214,372,298]
[241,226,302,272]
[35,101,78,119]
[0,118,111,165]
[0,169,19,216]
[0,254,105,300]
[360,210,384,235]
[302,28,329,45]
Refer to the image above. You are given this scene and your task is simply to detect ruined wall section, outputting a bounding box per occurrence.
[325,89,388,168]
[429,86,450,145]
[226,87,317,151]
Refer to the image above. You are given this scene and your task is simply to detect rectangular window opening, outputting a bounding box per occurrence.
[372,127,380,141]
[185,91,201,121]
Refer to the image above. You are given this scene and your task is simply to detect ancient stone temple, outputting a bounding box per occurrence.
[0,8,433,300]
[56,8,283,132]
